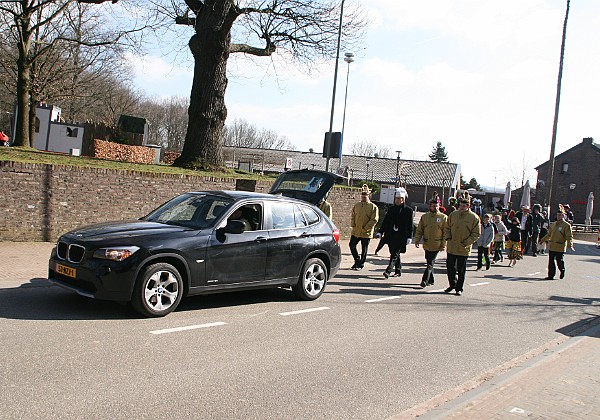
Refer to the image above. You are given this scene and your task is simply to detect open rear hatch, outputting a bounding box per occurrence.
[269,169,345,205]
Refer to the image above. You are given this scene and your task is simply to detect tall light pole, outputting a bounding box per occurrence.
[325,0,345,173]
[395,150,402,188]
[338,52,354,171]
[546,0,570,216]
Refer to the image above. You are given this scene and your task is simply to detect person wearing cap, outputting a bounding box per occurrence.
[377,187,413,278]
[444,197,481,295]
[515,205,533,255]
[540,210,574,279]
[414,198,447,287]
[349,185,379,270]
[445,197,458,216]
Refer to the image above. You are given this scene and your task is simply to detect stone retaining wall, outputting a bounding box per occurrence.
[0,161,359,242]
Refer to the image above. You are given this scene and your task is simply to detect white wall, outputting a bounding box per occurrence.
[33,106,51,150]
[47,123,84,154]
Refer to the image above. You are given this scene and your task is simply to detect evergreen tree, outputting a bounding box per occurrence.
[428,141,449,162]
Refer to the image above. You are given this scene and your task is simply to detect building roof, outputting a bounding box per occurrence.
[535,137,600,169]
[223,146,460,189]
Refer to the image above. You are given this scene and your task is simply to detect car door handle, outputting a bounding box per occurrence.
[255,236,268,243]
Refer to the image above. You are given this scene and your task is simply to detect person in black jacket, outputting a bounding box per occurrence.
[514,205,533,255]
[377,188,413,278]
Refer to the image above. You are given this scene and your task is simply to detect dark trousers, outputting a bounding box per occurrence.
[476,246,490,269]
[385,241,403,274]
[520,230,531,254]
[548,251,565,278]
[531,231,540,254]
[349,236,370,267]
[422,250,439,284]
[446,253,468,292]
[493,243,504,261]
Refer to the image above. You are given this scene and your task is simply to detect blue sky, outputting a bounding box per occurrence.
[129,0,600,191]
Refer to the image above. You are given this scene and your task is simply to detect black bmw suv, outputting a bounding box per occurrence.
[48,170,343,317]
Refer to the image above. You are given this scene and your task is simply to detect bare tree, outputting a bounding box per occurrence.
[349,140,391,158]
[0,0,151,147]
[139,96,189,151]
[153,0,368,169]
[222,117,296,150]
[503,154,537,190]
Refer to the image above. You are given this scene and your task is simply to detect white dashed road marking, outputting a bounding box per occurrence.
[365,296,402,303]
[470,282,490,287]
[428,289,447,293]
[150,322,227,335]
[279,307,330,316]
[527,272,541,276]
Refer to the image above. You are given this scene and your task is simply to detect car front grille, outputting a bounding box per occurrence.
[56,242,86,263]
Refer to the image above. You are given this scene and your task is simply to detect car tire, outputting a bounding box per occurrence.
[131,263,183,317]
[293,258,328,300]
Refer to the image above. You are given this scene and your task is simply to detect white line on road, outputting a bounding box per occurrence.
[365,296,402,303]
[470,282,490,287]
[150,322,227,335]
[279,307,330,316]
[527,272,541,276]
[428,288,447,293]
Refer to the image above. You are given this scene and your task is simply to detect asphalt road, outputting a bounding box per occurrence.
[1,240,599,419]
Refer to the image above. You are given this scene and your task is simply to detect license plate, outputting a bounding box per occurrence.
[56,263,76,278]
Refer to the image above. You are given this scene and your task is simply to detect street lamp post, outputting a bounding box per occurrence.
[395,150,402,188]
[339,52,354,171]
[325,0,345,173]
[365,159,371,183]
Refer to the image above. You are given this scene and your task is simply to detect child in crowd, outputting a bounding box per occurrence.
[475,214,495,270]
[506,217,523,267]
[492,214,508,263]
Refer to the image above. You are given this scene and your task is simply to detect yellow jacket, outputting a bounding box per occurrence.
[351,201,379,238]
[541,220,573,252]
[414,211,447,251]
[444,209,481,256]
[319,200,333,219]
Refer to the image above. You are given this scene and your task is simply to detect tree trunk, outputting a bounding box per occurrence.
[14,60,32,148]
[174,1,237,169]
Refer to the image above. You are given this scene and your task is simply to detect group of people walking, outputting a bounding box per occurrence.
[346,186,575,295]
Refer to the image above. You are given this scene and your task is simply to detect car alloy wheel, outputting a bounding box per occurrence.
[293,258,327,300]
[132,263,183,317]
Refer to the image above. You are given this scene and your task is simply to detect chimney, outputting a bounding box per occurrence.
[582,137,594,145]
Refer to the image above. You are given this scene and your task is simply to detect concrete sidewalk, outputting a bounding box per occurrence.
[2,241,600,419]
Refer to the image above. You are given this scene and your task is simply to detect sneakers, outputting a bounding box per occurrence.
[444,287,454,294]
[455,291,462,296]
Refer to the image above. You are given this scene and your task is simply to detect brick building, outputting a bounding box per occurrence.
[535,137,599,224]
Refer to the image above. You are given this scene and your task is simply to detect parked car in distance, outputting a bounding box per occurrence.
[48,170,343,317]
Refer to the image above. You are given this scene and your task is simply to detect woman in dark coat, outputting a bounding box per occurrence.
[377,188,414,277]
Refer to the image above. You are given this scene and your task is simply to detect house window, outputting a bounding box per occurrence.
[561,163,568,174]
[66,127,78,137]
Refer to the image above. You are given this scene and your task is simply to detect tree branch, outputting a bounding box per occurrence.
[230,43,276,56]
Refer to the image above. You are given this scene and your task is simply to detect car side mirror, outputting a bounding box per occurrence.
[221,220,245,234]
[216,220,245,243]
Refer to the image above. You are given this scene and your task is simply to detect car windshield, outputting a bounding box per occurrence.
[143,193,233,229]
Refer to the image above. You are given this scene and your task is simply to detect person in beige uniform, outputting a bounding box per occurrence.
[540,209,574,280]
[349,185,379,270]
[444,198,481,296]
[415,198,447,288]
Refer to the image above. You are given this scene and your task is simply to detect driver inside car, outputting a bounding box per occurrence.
[228,208,253,232]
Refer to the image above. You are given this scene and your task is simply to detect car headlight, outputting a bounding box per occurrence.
[93,246,140,261]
